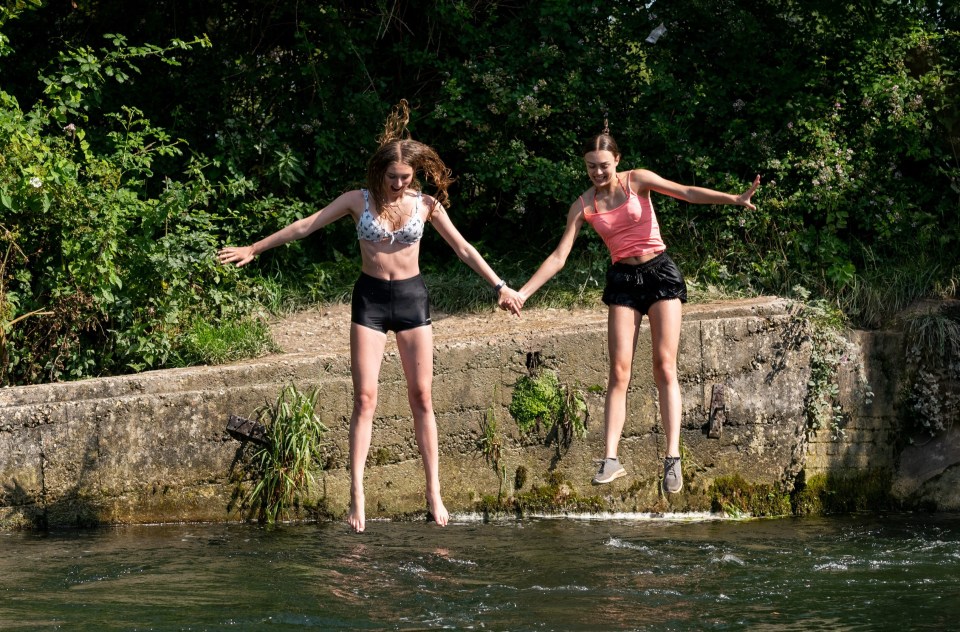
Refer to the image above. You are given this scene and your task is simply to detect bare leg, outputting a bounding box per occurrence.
[395,324,449,527]
[347,323,388,533]
[604,305,643,459]
[647,299,683,457]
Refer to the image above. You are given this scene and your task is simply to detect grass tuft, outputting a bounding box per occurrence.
[175,317,279,366]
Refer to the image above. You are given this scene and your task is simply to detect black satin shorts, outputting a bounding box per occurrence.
[602,252,688,315]
[351,273,432,333]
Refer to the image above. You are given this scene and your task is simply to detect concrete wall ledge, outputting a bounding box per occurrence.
[1,297,956,529]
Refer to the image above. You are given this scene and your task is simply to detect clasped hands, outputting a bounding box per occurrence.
[498,287,525,316]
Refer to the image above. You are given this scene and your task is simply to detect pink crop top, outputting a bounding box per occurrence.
[582,173,666,263]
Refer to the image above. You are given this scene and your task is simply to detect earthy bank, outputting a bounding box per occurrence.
[1,297,956,529]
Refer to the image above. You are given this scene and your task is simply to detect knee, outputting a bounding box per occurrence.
[608,361,633,390]
[652,357,678,389]
[353,389,378,415]
[407,384,433,414]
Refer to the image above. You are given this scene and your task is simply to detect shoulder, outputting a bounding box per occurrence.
[624,168,665,194]
[326,189,366,219]
[574,185,595,207]
[565,195,587,223]
[338,188,367,204]
[422,193,447,217]
[626,168,657,184]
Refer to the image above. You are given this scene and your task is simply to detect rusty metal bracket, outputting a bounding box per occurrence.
[226,414,269,446]
[708,383,725,439]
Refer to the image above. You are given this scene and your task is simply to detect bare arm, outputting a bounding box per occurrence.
[515,201,586,304]
[632,169,760,210]
[429,201,521,315]
[218,190,359,266]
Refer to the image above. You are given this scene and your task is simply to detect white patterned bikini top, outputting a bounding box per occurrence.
[356,189,425,245]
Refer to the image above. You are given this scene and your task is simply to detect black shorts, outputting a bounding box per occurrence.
[351,273,432,333]
[602,252,688,315]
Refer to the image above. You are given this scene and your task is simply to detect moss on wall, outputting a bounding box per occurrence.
[792,470,896,515]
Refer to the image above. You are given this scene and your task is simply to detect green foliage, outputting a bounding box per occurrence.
[478,407,503,469]
[786,287,873,440]
[477,470,605,517]
[477,407,507,500]
[792,470,895,515]
[512,470,604,515]
[899,305,960,437]
[509,368,587,459]
[0,29,267,384]
[509,370,563,434]
[245,384,328,524]
[173,317,278,367]
[2,1,960,384]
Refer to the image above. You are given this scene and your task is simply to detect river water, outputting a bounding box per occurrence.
[2,512,958,631]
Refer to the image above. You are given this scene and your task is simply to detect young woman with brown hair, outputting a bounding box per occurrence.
[220,101,521,532]
[500,127,759,493]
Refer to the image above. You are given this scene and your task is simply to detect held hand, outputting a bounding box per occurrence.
[498,287,525,317]
[218,245,256,267]
[737,174,761,210]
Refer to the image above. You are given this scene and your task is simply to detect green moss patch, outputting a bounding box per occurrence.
[792,470,895,515]
[710,474,793,517]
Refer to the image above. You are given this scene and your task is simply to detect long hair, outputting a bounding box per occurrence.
[366,99,454,226]
[580,118,621,158]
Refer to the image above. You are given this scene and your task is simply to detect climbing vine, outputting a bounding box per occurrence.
[788,287,873,439]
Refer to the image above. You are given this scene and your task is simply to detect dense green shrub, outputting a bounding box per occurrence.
[0,16,267,383]
[1,1,958,384]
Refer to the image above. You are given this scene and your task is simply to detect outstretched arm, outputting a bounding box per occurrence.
[429,202,522,316]
[218,190,358,266]
[506,201,586,312]
[632,170,760,210]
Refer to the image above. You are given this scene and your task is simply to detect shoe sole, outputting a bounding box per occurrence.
[592,469,626,485]
[662,479,683,494]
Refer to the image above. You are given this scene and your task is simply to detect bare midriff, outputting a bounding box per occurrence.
[617,252,662,265]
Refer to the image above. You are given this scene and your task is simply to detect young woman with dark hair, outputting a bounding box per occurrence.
[500,127,759,493]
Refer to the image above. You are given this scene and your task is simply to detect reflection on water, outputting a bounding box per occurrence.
[1,513,959,631]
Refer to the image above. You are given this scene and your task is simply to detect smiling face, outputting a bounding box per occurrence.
[584,150,620,188]
[383,162,415,200]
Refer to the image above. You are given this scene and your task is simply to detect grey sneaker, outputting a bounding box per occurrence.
[662,457,683,494]
[592,458,626,484]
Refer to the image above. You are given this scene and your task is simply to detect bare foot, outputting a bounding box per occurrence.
[427,493,449,527]
[347,490,365,533]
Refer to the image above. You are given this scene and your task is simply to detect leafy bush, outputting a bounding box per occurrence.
[2,1,959,385]
[0,25,267,383]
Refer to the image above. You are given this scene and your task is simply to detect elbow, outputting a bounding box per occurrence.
[549,252,568,271]
[458,245,478,263]
[291,220,312,240]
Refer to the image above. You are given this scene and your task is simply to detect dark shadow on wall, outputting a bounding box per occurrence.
[2,432,103,530]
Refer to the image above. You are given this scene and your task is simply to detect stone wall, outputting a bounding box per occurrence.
[1,297,955,529]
